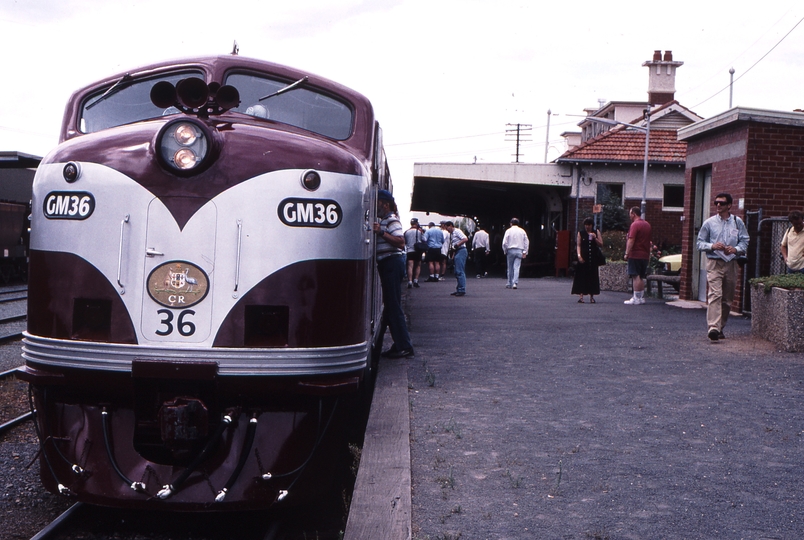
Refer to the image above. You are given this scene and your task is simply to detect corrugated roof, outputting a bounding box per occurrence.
[557,127,686,164]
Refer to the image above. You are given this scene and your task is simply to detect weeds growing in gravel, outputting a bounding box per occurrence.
[422,360,436,386]
[436,466,456,491]
[586,528,611,539]
[444,417,462,439]
[504,469,523,488]
[548,459,563,497]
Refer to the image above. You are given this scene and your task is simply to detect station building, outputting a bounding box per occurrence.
[411,50,700,276]
[678,107,804,312]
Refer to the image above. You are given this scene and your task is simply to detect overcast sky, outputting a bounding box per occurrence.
[2,0,803,217]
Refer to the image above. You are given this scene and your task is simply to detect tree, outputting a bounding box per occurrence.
[598,187,630,232]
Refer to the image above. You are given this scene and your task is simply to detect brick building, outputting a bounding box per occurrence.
[557,50,702,250]
[678,108,804,311]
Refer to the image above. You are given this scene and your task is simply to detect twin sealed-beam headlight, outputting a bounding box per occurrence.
[157,120,210,174]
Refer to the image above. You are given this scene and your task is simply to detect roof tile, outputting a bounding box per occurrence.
[558,128,686,164]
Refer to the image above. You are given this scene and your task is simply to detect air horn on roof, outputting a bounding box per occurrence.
[151,77,240,117]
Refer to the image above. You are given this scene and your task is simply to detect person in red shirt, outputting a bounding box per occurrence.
[623,207,652,305]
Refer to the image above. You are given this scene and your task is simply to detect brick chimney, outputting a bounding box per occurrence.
[642,50,683,106]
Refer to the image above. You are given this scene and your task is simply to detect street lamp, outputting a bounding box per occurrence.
[585,109,651,220]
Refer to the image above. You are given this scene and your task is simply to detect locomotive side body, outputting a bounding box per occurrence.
[20,56,387,510]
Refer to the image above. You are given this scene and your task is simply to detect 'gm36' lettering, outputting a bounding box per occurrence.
[278,198,342,228]
[44,191,95,220]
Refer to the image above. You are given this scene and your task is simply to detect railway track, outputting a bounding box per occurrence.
[26,495,350,539]
[30,502,85,540]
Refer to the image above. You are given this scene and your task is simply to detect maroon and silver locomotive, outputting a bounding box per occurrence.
[20,54,390,510]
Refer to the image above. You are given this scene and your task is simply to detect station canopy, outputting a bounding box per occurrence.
[410,162,574,221]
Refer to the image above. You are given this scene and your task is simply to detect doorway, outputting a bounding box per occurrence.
[692,167,712,302]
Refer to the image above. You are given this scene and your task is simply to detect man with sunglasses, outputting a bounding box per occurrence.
[696,193,750,341]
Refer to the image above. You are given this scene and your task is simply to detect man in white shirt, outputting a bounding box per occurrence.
[445,221,468,296]
[781,210,804,273]
[472,227,490,278]
[502,218,529,290]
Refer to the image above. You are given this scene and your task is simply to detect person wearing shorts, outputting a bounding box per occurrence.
[423,222,445,282]
[623,207,652,305]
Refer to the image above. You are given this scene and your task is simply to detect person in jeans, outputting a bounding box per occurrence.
[445,221,468,296]
[373,189,414,358]
[502,218,529,289]
[696,193,749,341]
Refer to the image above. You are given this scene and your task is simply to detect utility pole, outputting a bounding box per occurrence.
[505,123,532,163]
[544,110,551,163]
[729,67,735,108]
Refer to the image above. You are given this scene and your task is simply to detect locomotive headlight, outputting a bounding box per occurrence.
[174,123,198,146]
[174,148,198,169]
[157,120,212,175]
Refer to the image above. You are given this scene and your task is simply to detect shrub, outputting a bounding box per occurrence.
[749,273,804,293]
[599,189,630,231]
[601,230,626,261]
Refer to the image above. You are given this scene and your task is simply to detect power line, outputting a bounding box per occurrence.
[680,8,797,98]
[386,119,578,149]
[386,131,502,147]
[691,13,804,109]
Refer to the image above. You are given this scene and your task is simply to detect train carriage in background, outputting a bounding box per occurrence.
[0,200,28,282]
[19,54,390,510]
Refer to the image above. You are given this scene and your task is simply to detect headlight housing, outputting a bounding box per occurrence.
[156,119,213,175]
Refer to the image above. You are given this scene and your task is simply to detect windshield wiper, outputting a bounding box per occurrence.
[258,76,308,101]
[86,73,132,110]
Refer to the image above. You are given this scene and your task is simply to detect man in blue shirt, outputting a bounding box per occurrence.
[423,222,445,282]
[696,193,750,341]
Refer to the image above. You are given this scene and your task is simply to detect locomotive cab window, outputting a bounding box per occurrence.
[225,73,354,140]
[80,70,205,133]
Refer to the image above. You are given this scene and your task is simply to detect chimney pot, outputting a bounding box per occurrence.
[663,50,673,61]
[653,50,662,61]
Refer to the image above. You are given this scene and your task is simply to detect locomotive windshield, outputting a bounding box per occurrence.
[80,70,205,133]
[225,72,353,140]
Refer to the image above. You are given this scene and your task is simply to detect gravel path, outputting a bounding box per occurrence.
[405,276,804,540]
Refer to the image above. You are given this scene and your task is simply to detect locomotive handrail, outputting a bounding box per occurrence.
[117,214,130,294]
[234,219,243,293]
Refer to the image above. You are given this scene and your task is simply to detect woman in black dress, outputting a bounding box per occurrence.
[572,217,604,303]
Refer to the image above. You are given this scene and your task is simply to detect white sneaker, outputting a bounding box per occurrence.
[624,297,645,305]
[512,284,517,289]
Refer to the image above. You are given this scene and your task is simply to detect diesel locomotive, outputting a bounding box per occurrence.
[19,53,391,510]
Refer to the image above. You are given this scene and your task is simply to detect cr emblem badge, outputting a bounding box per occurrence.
[147,261,209,308]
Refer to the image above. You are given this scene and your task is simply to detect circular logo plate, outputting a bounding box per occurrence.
[147,261,210,309]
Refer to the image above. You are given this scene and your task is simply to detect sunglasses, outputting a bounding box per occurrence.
[714,201,729,206]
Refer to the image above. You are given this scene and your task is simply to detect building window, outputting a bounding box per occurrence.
[663,184,684,210]
[596,183,623,206]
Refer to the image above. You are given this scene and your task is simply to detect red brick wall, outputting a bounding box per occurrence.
[680,121,804,309]
[744,124,804,216]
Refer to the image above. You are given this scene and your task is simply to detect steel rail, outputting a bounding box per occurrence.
[0,410,33,435]
[0,366,22,380]
[30,502,85,540]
